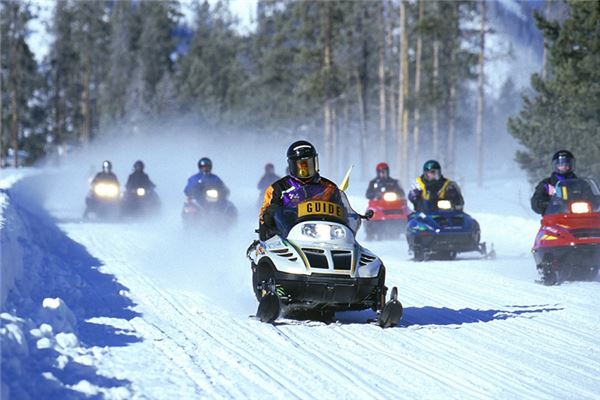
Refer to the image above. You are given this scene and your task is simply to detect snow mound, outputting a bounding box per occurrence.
[1,174,139,399]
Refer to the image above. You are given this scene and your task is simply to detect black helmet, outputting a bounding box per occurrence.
[198,157,212,173]
[423,160,441,181]
[134,160,144,172]
[552,150,575,176]
[286,140,319,180]
[102,160,112,173]
[265,163,275,173]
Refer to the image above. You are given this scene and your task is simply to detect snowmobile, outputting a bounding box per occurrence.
[365,189,411,240]
[246,177,403,328]
[181,184,237,229]
[120,186,161,218]
[406,199,492,261]
[83,179,121,220]
[532,178,600,285]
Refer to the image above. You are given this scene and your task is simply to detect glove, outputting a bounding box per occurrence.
[408,186,422,203]
[263,203,280,227]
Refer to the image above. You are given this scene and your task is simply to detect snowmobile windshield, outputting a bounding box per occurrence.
[546,178,600,215]
[273,192,362,238]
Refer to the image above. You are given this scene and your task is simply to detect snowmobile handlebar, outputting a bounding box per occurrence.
[361,210,374,220]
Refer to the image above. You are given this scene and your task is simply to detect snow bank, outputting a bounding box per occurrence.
[1,173,139,399]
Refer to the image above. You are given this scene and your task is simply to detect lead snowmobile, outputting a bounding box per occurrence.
[532,178,600,285]
[246,172,402,328]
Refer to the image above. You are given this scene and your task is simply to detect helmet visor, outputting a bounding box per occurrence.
[553,157,575,175]
[292,157,317,179]
[424,169,441,182]
[377,168,389,179]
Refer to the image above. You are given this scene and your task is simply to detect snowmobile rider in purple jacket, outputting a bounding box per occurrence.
[125,160,155,192]
[408,160,464,212]
[530,150,598,215]
[184,157,230,200]
[258,140,342,241]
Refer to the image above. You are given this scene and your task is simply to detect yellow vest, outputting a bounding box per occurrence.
[416,176,452,201]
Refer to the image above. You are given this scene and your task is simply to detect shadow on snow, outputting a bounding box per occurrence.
[331,304,563,328]
[1,176,141,399]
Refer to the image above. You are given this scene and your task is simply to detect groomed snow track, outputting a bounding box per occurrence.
[3,174,600,399]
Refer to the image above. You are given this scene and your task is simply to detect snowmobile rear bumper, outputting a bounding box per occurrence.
[408,231,480,253]
[533,243,600,268]
[272,270,383,311]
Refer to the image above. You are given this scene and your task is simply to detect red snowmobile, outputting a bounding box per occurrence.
[532,178,600,285]
[365,190,411,240]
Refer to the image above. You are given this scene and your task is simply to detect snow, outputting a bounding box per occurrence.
[2,163,600,399]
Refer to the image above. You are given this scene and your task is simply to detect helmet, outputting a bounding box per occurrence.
[286,140,319,180]
[134,160,144,172]
[198,157,212,173]
[376,162,389,178]
[265,163,275,173]
[552,150,575,176]
[102,160,112,173]
[423,160,441,182]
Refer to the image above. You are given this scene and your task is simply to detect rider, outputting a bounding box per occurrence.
[366,162,405,200]
[91,160,119,186]
[84,160,119,218]
[125,160,155,192]
[259,140,342,240]
[408,160,464,212]
[257,163,280,194]
[530,150,598,215]
[184,157,229,200]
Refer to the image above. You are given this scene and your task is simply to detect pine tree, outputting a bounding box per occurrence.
[509,1,600,181]
[0,0,40,166]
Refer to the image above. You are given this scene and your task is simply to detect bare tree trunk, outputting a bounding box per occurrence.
[476,0,486,187]
[11,87,19,168]
[81,60,91,146]
[542,0,552,80]
[432,39,440,161]
[332,105,338,177]
[356,69,368,179]
[397,0,410,184]
[386,10,397,164]
[322,3,333,174]
[446,4,459,177]
[412,0,424,179]
[378,0,387,160]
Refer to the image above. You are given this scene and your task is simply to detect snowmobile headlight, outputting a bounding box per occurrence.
[383,192,398,202]
[437,200,452,210]
[136,188,146,196]
[206,189,219,201]
[93,182,119,198]
[300,223,344,240]
[301,223,319,239]
[570,201,591,214]
[331,225,346,240]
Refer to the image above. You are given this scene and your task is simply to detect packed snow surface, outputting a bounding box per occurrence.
[2,164,600,399]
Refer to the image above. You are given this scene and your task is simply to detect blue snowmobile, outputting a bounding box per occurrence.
[406,199,493,261]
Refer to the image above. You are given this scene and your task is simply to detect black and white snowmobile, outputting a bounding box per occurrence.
[246,178,402,328]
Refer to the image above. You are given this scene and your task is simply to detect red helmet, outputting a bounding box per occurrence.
[376,162,389,178]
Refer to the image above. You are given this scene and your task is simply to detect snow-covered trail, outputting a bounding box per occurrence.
[45,178,600,399]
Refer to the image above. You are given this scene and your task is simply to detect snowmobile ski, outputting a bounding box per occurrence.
[256,278,281,323]
[377,286,403,328]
